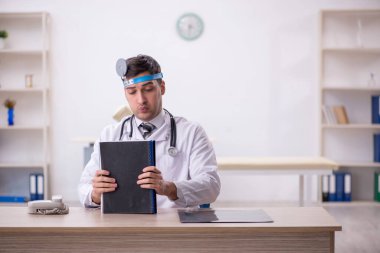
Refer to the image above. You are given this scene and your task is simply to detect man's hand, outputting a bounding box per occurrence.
[91,170,117,204]
[137,166,178,201]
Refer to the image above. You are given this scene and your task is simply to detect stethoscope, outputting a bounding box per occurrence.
[119,108,178,157]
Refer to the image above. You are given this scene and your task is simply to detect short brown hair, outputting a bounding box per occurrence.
[125,55,162,83]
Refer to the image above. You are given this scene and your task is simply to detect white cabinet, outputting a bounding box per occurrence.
[319,9,380,201]
[0,12,50,200]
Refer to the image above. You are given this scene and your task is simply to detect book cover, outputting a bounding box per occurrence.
[374,134,380,162]
[332,106,349,124]
[100,141,157,214]
[372,96,380,124]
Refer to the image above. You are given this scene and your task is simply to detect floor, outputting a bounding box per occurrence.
[324,204,380,253]
[213,201,380,253]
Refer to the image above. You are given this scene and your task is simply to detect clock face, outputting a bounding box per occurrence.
[176,13,204,41]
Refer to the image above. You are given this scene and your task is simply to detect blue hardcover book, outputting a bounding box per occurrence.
[328,174,337,201]
[344,173,352,202]
[0,196,27,203]
[29,173,38,201]
[335,172,345,202]
[374,134,380,162]
[372,96,380,124]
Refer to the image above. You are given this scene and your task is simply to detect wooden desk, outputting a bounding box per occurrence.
[0,206,341,253]
[217,157,339,206]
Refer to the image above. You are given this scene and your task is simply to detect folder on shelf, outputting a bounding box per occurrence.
[344,173,352,202]
[29,173,38,201]
[374,134,380,162]
[375,172,380,202]
[335,172,345,202]
[332,106,349,124]
[328,174,336,201]
[372,96,380,124]
[322,175,329,202]
[100,141,157,214]
[30,173,44,201]
[0,196,27,203]
[37,174,44,200]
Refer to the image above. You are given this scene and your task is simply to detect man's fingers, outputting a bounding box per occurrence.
[96,170,110,176]
[92,176,116,184]
[138,172,162,180]
[142,166,161,174]
[93,182,117,189]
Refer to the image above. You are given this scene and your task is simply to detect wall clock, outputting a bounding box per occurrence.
[176,13,204,41]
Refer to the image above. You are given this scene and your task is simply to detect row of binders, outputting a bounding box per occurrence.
[322,172,351,202]
[30,173,44,201]
[0,173,44,202]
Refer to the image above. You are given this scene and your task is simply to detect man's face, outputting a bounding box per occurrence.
[124,71,166,122]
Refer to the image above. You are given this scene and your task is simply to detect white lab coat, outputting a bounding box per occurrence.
[78,111,221,208]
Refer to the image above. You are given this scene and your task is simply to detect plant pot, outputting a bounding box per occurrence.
[0,38,5,49]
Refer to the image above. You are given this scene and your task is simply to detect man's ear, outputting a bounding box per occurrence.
[160,80,166,95]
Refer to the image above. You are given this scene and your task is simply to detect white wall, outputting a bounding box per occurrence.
[1,0,379,202]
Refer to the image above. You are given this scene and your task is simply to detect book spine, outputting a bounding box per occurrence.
[149,140,157,214]
[29,173,38,201]
[372,96,380,124]
[375,172,380,202]
[344,173,352,202]
[374,134,380,162]
[335,172,345,202]
[322,175,329,202]
[37,174,44,200]
[328,174,336,201]
[333,106,349,124]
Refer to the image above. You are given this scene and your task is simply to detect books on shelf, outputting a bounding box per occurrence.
[322,172,352,202]
[322,105,349,125]
[374,134,380,162]
[375,172,380,202]
[371,96,380,124]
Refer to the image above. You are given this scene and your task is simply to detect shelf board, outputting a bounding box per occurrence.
[336,161,380,168]
[0,49,46,55]
[322,124,380,129]
[322,48,380,53]
[322,86,380,92]
[0,12,48,19]
[0,163,45,168]
[0,87,46,93]
[321,201,380,207]
[0,126,45,130]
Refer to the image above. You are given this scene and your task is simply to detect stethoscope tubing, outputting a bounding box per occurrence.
[119,109,177,156]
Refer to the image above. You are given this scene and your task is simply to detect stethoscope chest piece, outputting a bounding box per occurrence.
[168,146,178,157]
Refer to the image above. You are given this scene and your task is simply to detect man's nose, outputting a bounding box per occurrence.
[136,90,146,104]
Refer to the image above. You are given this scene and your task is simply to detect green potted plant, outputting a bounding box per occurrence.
[0,30,8,49]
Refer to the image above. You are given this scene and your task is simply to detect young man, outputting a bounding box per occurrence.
[78,54,220,208]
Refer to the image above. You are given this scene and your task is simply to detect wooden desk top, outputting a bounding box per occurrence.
[217,156,339,170]
[0,206,341,233]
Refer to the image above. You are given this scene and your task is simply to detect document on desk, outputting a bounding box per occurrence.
[178,209,273,223]
[100,141,157,214]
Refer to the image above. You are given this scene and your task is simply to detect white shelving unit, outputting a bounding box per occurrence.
[0,12,50,200]
[319,9,380,201]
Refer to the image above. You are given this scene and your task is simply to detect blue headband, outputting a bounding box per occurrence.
[123,73,163,87]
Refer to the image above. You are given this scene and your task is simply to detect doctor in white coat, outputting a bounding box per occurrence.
[78,54,220,208]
